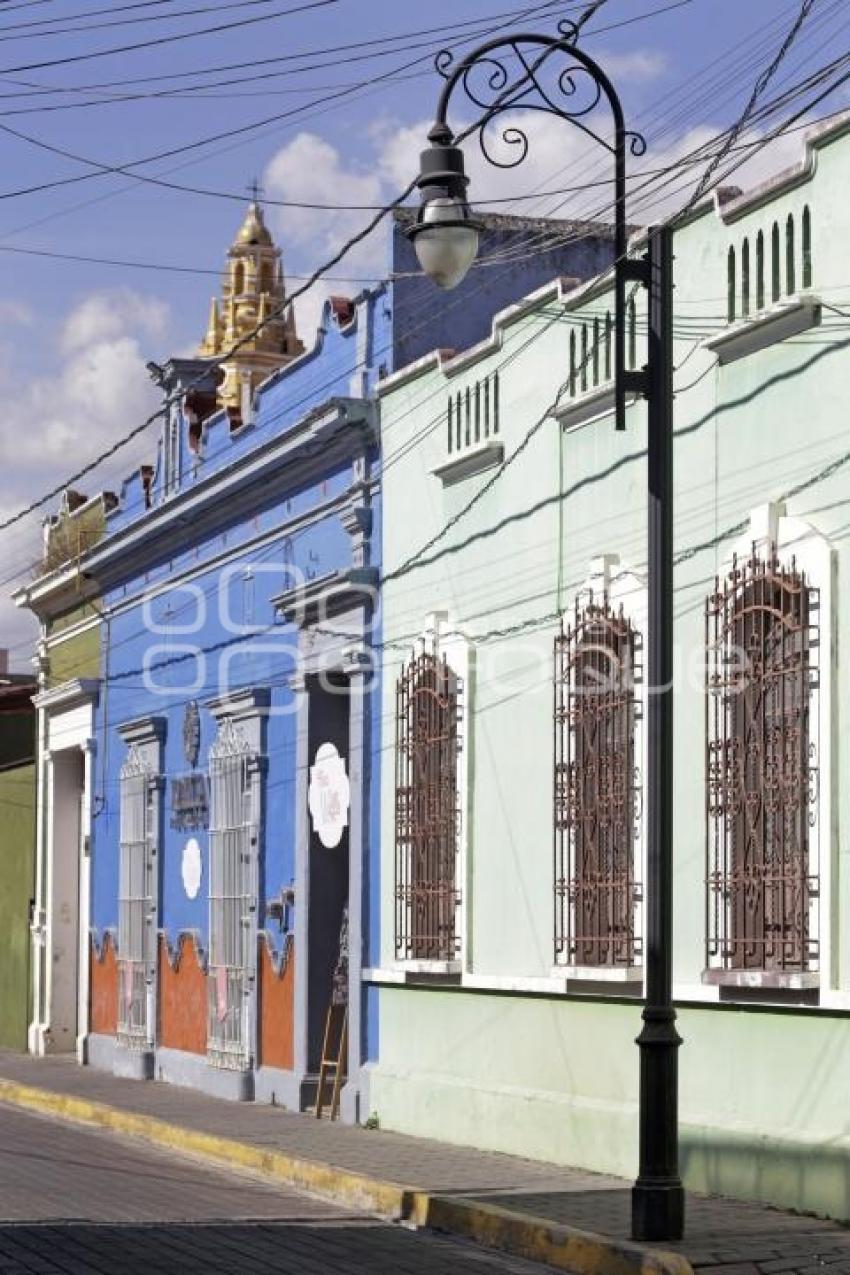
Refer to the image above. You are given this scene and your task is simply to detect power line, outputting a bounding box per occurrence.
[0,0,339,75]
[0,0,293,42]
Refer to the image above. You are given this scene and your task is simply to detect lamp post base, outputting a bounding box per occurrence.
[631,1180,685,1243]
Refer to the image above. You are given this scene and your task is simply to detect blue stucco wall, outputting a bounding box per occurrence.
[388,211,616,371]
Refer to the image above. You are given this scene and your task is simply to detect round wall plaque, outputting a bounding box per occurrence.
[182,836,203,900]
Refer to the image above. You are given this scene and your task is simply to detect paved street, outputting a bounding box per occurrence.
[0,1104,548,1275]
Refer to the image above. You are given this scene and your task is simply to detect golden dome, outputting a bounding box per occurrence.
[234,201,273,248]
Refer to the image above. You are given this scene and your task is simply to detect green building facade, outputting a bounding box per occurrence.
[0,677,36,1049]
[369,114,850,1221]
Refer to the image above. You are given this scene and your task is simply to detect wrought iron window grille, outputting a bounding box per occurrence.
[118,744,156,1049]
[705,545,820,975]
[554,592,643,969]
[208,716,256,1069]
[395,637,463,964]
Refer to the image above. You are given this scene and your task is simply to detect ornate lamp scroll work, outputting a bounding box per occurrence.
[433,29,646,172]
[705,547,819,974]
[554,593,642,968]
[394,639,462,963]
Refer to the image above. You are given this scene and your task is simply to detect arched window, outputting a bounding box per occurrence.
[592,317,600,386]
[802,205,812,288]
[555,596,640,967]
[741,238,750,320]
[706,550,818,973]
[604,311,613,381]
[756,230,765,311]
[233,261,245,295]
[569,328,577,396]
[786,214,796,295]
[447,395,453,454]
[727,246,736,323]
[260,260,273,293]
[580,323,588,392]
[395,642,461,961]
[771,222,781,303]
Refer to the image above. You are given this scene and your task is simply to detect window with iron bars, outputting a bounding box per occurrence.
[554,596,642,968]
[118,745,154,1048]
[395,641,462,963]
[208,717,255,1069]
[706,548,819,974]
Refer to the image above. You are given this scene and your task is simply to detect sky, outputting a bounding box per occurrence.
[0,0,848,666]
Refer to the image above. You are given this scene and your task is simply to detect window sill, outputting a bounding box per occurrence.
[702,968,819,989]
[554,964,644,996]
[363,962,462,985]
[706,294,821,365]
[432,441,503,487]
[702,968,819,1006]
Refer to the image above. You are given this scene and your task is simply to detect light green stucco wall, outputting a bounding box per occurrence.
[0,760,35,1049]
[372,119,850,1219]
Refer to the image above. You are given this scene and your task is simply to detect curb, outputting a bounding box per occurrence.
[417,1195,693,1275]
[0,1078,693,1275]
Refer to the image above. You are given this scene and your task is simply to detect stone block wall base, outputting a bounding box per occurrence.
[154,1046,254,1102]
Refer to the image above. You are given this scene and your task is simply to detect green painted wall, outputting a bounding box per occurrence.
[0,759,35,1048]
[372,118,850,1220]
[46,617,100,686]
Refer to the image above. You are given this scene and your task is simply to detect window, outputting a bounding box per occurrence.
[208,717,254,1068]
[233,261,245,295]
[118,745,153,1048]
[554,597,641,967]
[628,297,637,369]
[395,640,462,963]
[741,238,750,320]
[756,230,765,312]
[706,549,819,974]
[802,205,812,288]
[772,221,781,303]
[604,311,612,381]
[727,246,736,323]
[786,214,796,295]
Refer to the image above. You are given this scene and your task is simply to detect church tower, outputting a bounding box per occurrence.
[199,196,304,419]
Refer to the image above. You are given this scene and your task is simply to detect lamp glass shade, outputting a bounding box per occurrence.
[412,198,479,290]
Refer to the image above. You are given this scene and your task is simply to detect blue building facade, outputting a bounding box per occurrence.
[76,202,616,1115]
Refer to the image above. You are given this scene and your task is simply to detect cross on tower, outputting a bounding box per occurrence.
[246,176,264,203]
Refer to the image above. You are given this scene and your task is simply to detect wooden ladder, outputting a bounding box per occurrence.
[315,1001,348,1121]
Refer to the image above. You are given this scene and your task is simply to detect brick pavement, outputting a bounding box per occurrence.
[0,1103,551,1275]
[0,1052,848,1274]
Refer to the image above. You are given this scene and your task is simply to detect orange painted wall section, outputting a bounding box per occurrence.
[89,933,118,1035]
[258,938,294,1071]
[158,933,207,1055]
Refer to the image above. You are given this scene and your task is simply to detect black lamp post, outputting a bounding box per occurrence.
[408,19,684,1243]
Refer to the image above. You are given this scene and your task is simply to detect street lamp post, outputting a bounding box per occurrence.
[408,20,684,1242]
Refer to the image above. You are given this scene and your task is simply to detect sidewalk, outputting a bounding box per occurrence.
[0,1051,847,1275]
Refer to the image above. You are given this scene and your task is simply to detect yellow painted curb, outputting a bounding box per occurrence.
[0,1078,693,1275]
[0,1079,410,1219]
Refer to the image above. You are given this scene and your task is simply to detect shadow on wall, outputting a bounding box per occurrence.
[680,1127,850,1225]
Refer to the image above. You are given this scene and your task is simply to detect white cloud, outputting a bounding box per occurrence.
[264,132,386,339]
[60,289,168,356]
[0,288,171,668]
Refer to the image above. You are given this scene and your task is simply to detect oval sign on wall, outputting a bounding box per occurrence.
[308,742,350,849]
[182,837,203,900]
